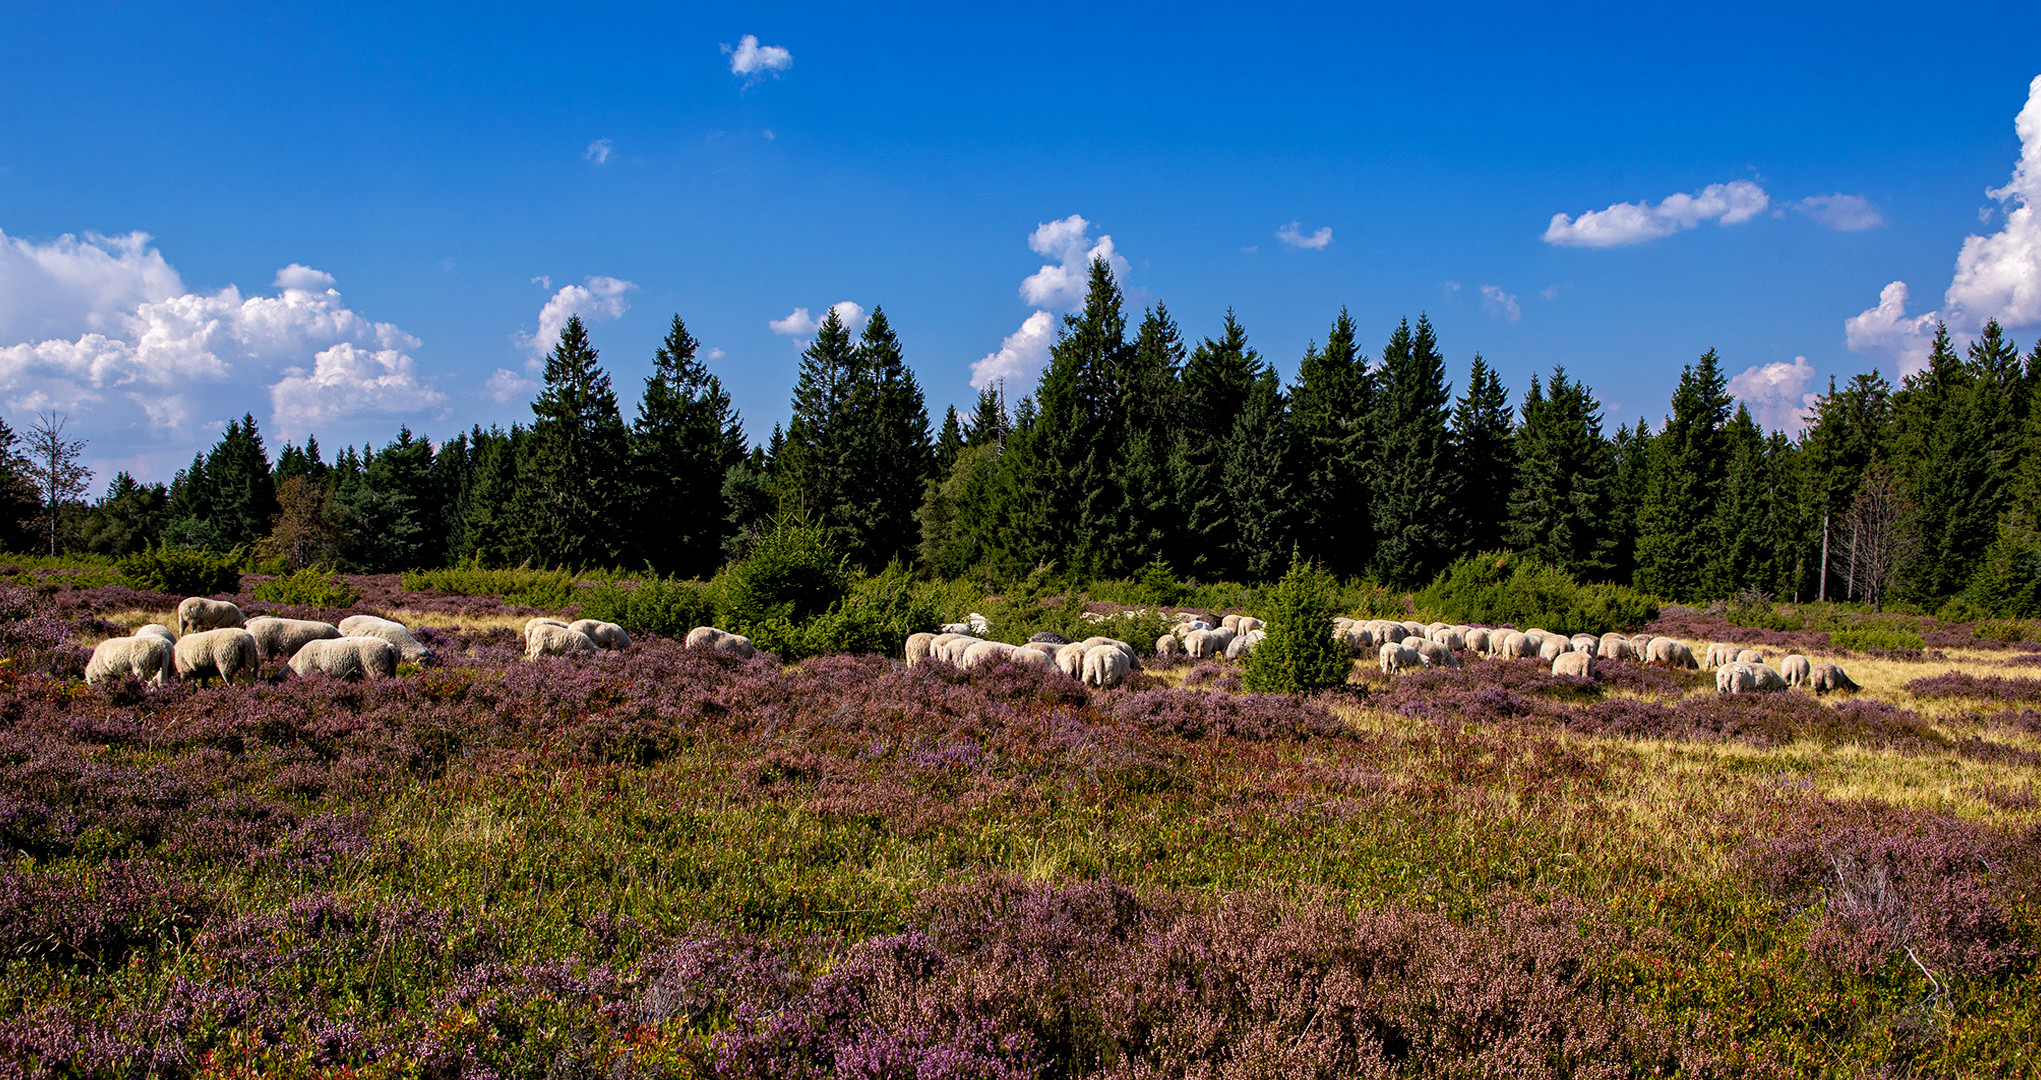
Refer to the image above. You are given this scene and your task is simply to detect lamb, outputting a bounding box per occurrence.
[174,628,260,683]
[1463,627,1492,654]
[1569,634,1600,654]
[337,615,431,664]
[1735,648,1764,665]
[1082,644,1132,688]
[569,619,632,650]
[1809,663,1859,694]
[85,635,174,685]
[1779,654,1812,687]
[1154,634,1185,659]
[245,616,342,660]
[906,632,938,665]
[176,597,245,635]
[1596,633,1629,660]
[1705,643,1741,669]
[527,623,599,660]
[1551,651,1594,679]
[1412,639,1458,668]
[1645,638,1698,669]
[289,636,398,680]
[1378,642,1421,675]
[684,626,757,659]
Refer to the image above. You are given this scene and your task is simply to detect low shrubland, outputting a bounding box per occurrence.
[1414,551,1659,635]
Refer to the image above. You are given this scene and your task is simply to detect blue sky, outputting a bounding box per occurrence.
[4,1,2040,484]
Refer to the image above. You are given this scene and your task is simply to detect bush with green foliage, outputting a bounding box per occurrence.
[716,517,850,639]
[402,565,579,609]
[578,576,717,639]
[251,568,361,607]
[1245,558,1354,693]
[798,566,952,658]
[1413,551,1657,635]
[1967,525,2041,618]
[1973,619,2036,643]
[1830,627,1927,651]
[117,543,241,596]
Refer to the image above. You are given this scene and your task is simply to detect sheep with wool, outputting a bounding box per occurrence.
[175,628,260,683]
[1809,663,1859,694]
[246,616,342,660]
[1412,639,1458,668]
[1082,645,1132,688]
[1551,651,1594,678]
[1779,654,1812,687]
[86,635,173,685]
[527,623,599,660]
[905,632,938,665]
[176,597,245,635]
[1379,642,1420,675]
[290,637,399,680]
[570,619,632,650]
[1646,638,1698,669]
[336,615,431,664]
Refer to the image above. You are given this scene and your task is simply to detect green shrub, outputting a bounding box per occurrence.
[799,566,950,658]
[1972,619,2036,643]
[117,543,241,596]
[1728,590,1805,631]
[578,576,716,639]
[1830,627,1926,651]
[251,568,361,607]
[717,517,850,637]
[402,565,578,609]
[1413,552,1657,635]
[1967,525,2041,618]
[1245,558,1354,694]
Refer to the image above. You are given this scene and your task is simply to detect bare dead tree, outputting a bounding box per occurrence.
[1842,469,1917,613]
[24,411,91,556]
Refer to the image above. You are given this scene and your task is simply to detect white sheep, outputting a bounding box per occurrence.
[1221,614,1243,634]
[967,612,991,635]
[684,626,757,659]
[960,640,1017,670]
[1009,644,1056,669]
[1055,642,1088,678]
[569,619,632,650]
[1412,639,1458,668]
[336,615,431,664]
[1809,662,1858,694]
[245,616,343,660]
[1462,627,1492,654]
[174,628,259,683]
[1537,636,1569,661]
[1236,617,1265,635]
[176,597,245,635]
[1704,643,1741,669]
[1225,629,1266,661]
[1596,633,1630,660]
[85,635,173,686]
[1183,628,1234,660]
[289,637,399,680]
[527,623,599,660]
[137,624,176,643]
[1493,631,1536,659]
[905,632,938,665]
[1551,651,1594,679]
[1646,638,1698,669]
[1720,660,1787,694]
[1379,642,1420,675]
[1155,634,1185,659]
[1569,634,1599,653]
[1735,648,1764,665]
[1429,627,1466,650]
[1082,645,1131,688]
[1779,654,1812,687]
[525,617,570,636]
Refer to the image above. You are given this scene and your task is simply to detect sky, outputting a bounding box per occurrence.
[3,1,2040,486]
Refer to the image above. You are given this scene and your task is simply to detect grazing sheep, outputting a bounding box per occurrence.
[1493,631,1536,659]
[1225,629,1266,661]
[1413,639,1459,668]
[938,636,982,664]
[337,615,431,664]
[906,632,938,665]
[1221,614,1243,634]
[1716,660,1787,694]
[967,613,991,635]
[1184,628,1233,660]
[939,622,973,636]
[1082,645,1132,688]
[1463,627,1492,654]
[1009,645,1055,669]
[1705,643,1741,669]
[1551,651,1594,679]
[1537,637,1569,661]
[1524,628,1554,644]
[1155,634,1185,658]
[1429,627,1466,650]
[525,617,570,636]
[1570,634,1599,653]
[1236,617,1265,635]
[1400,635,1428,651]
[526,623,599,660]
[137,624,176,643]
[174,628,259,683]
[1379,642,1421,675]
[1029,632,1073,646]
[1779,654,1812,688]
[1809,662,1858,694]
[569,619,632,650]
[1596,633,1629,660]
[245,616,342,660]
[85,635,174,686]
[1646,638,1698,669]
[1628,634,1655,657]
[1736,648,1764,665]
[176,597,245,635]
[1334,627,1367,656]
[1401,621,1429,639]
[961,640,1017,670]
[289,637,398,680]
[1055,642,1088,678]
[1332,617,1357,632]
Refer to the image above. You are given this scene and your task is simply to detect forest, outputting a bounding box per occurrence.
[6,257,2040,616]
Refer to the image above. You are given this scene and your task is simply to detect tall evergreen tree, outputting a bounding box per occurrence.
[1112,304,1189,571]
[329,427,442,571]
[933,406,965,477]
[76,472,167,556]
[165,415,276,551]
[1369,315,1459,587]
[847,306,934,568]
[778,308,860,531]
[1505,367,1616,579]
[1801,371,1892,598]
[1607,418,1652,585]
[518,315,629,567]
[1220,363,1293,581]
[1635,350,1732,599]
[0,416,38,551]
[630,314,746,576]
[964,386,1010,448]
[1452,354,1513,558]
[1288,309,1373,577]
[1708,406,1795,596]
[1168,310,1266,580]
[455,426,523,566]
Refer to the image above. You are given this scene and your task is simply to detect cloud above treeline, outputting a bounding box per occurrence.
[970,215,1129,390]
[1543,181,1771,247]
[487,276,638,403]
[724,34,792,84]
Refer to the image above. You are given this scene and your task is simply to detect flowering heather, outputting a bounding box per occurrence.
[1904,672,2041,703]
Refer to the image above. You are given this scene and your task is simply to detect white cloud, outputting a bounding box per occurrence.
[1542,180,1770,247]
[271,342,447,430]
[585,138,613,164]
[1847,75,2041,373]
[723,34,792,83]
[1792,194,1884,231]
[971,310,1056,390]
[1442,281,1461,296]
[1728,355,1821,433]
[1479,285,1521,322]
[0,229,183,344]
[273,264,336,291]
[1540,284,1567,300]
[484,368,538,404]
[1276,221,1332,250]
[769,300,866,338]
[1019,215,1127,310]
[518,276,635,358]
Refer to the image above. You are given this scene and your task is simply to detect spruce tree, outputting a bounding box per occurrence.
[965,386,1010,447]
[0,416,32,551]
[330,427,442,571]
[1452,354,1513,558]
[1505,367,1616,579]
[1369,315,1460,587]
[1606,418,1652,585]
[778,308,860,543]
[847,306,933,569]
[630,314,746,577]
[1243,556,1352,694]
[1220,364,1293,581]
[933,406,965,476]
[1801,372,1892,598]
[1288,309,1373,577]
[518,315,629,567]
[457,426,523,567]
[1113,304,1189,571]
[1708,406,1794,597]
[1635,350,1732,599]
[1168,310,1265,579]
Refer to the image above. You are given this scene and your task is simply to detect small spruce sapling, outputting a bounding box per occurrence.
[1244,555,1353,693]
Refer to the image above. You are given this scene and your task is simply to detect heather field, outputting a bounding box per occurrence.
[1,576,2039,1078]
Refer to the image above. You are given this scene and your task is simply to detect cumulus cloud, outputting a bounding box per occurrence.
[585,138,613,164]
[1847,75,2041,374]
[970,310,1055,390]
[724,34,792,83]
[1793,194,1884,231]
[1276,221,1332,250]
[1542,180,1770,247]
[518,276,635,359]
[483,367,539,404]
[1020,215,1126,310]
[1480,285,1521,322]
[271,342,447,429]
[1728,355,1821,433]
[0,229,182,344]
[769,300,866,338]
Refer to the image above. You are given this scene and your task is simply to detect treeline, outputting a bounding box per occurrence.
[9,257,2041,610]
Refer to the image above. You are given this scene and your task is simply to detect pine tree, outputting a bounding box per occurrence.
[933,406,965,476]
[1288,309,1373,577]
[1635,350,1732,599]
[1708,406,1794,597]
[1369,315,1459,587]
[1607,418,1652,585]
[1113,304,1188,571]
[1506,367,1616,579]
[1168,310,1264,579]
[1453,355,1513,558]
[329,427,442,571]
[455,426,523,567]
[630,314,746,577]
[77,472,167,556]
[1221,364,1293,581]
[518,315,629,567]
[847,306,933,569]
[1243,556,1353,693]
[965,387,1009,447]
[778,308,860,538]
[1801,371,1892,598]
